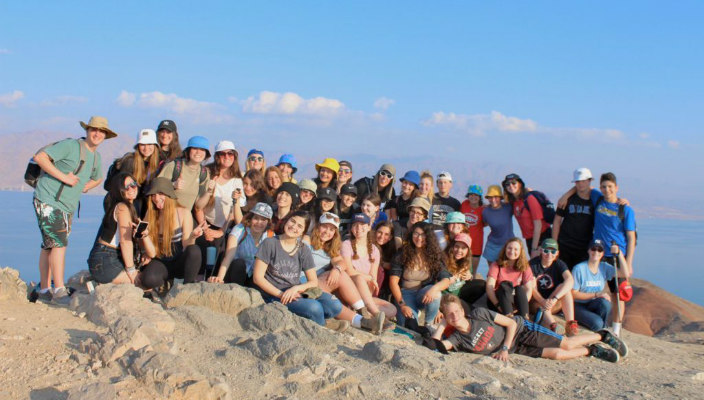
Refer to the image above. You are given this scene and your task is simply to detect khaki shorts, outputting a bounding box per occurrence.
[33,198,72,249]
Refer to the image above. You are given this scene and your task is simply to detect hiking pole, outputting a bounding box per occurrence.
[611,241,622,337]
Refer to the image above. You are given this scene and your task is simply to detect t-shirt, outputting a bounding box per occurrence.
[157,160,210,210]
[386,195,413,227]
[228,224,271,276]
[34,139,102,213]
[446,308,525,355]
[459,201,484,255]
[591,190,636,257]
[389,252,452,289]
[487,263,534,288]
[529,257,568,299]
[512,196,548,240]
[429,194,461,226]
[309,245,332,276]
[482,203,514,245]
[341,240,380,275]
[337,203,359,237]
[204,177,245,228]
[255,236,314,290]
[572,261,615,303]
[555,193,594,250]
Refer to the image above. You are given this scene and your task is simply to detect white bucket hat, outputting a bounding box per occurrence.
[215,140,236,153]
[136,129,158,145]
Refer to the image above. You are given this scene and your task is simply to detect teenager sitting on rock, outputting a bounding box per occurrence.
[485,238,535,321]
[426,293,628,363]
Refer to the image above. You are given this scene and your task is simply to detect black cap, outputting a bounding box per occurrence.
[157,120,177,133]
[340,183,358,196]
[317,187,337,201]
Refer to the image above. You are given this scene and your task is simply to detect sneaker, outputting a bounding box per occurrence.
[35,289,53,303]
[325,319,351,333]
[51,287,71,306]
[357,306,373,319]
[361,311,385,335]
[588,343,619,363]
[565,320,580,337]
[599,328,628,357]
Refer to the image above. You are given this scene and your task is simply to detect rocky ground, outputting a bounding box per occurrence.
[1,266,703,399]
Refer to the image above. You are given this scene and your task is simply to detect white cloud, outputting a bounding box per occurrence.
[667,140,680,149]
[116,90,233,123]
[116,90,136,107]
[0,49,10,55]
[373,97,395,111]
[242,91,345,116]
[0,90,24,107]
[40,95,88,106]
[422,110,537,136]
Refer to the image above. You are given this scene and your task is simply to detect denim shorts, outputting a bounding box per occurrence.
[87,243,125,283]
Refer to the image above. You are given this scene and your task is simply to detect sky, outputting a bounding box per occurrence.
[2,1,703,216]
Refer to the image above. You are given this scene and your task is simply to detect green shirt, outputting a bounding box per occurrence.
[34,139,102,213]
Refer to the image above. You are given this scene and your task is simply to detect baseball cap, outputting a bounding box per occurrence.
[251,202,273,219]
[541,238,559,250]
[136,129,158,146]
[319,212,341,228]
[317,187,337,202]
[352,213,371,225]
[437,171,453,182]
[157,120,177,133]
[340,183,358,196]
[572,167,593,182]
[215,140,236,153]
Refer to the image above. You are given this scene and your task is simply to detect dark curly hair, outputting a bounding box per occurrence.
[400,221,447,277]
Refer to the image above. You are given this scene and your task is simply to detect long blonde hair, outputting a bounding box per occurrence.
[310,225,342,258]
[145,195,178,258]
[132,145,160,185]
[420,170,435,204]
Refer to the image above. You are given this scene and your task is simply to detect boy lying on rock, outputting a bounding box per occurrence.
[424,294,627,363]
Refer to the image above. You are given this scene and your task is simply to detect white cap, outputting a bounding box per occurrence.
[319,212,341,229]
[437,171,453,182]
[572,167,593,182]
[215,140,236,153]
[136,129,158,145]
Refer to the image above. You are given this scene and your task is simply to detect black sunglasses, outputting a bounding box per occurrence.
[541,248,557,255]
[590,246,604,252]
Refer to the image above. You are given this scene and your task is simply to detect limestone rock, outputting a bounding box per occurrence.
[390,347,444,377]
[164,282,264,316]
[238,302,297,333]
[0,267,28,303]
[66,382,116,400]
[361,340,395,363]
[468,379,502,396]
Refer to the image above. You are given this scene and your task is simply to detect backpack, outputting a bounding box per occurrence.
[24,138,97,202]
[525,190,556,224]
[103,152,132,190]
[595,197,638,246]
[171,158,208,186]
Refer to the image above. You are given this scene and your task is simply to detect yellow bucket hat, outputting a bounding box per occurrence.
[484,184,503,198]
[315,158,340,174]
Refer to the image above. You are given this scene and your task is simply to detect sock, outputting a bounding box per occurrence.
[351,300,365,310]
[351,314,362,328]
[39,288,51,294]
[612,322,622,336]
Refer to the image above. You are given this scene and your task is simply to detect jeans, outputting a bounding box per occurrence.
[262,291,343,326]
[574,297,612,331]
[87,243,124,283]
[395,285,441,327]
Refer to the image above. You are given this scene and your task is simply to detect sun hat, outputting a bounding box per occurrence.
[378,163,396,178]
[445,211,466,225]
[315,158,340,174]
[340,183,358,196]
[135,129,158,146]
[352,213,371,225]
[79,116,118,139]
[145,177,177,198]
[251,202,273,219]
[484,185,503,198]
[215,140,236,153]
[277,182,300,203]
[184,136,211,158]
[157,120,177,133]
[572,167,593,182]
[317,186,337,202]
[407,197,431,213]
[319,212,341,228]
[277,154,298,173]
[247,149,264,158]
[541,238,559,250]
[298,179,317,194]
[453,233,472,249]
[400,170,421,187]
[437,171,453,182]
[466,184,483,198]
[502,173,525,189]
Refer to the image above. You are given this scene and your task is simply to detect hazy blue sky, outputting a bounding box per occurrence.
[2,1,703,216]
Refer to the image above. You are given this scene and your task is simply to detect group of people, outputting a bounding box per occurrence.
[30,116,636,362]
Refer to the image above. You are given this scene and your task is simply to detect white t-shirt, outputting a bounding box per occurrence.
[204,177,245,228]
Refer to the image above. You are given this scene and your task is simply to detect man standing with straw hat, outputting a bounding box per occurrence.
[32,116,118,304]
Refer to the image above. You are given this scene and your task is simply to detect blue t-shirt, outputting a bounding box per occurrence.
[229,224,270,277]
[590,190,636,257]
[482,203,514,245]
[572,261,615,303]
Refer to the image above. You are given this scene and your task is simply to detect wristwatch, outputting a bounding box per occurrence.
[500,345,509,352]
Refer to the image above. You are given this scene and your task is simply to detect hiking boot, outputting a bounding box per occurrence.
[155,279,173,298]
[357,306,373,319]
[325,319,351,333]
[35,289,53,303]
[361,311,385,335]
[565,320,580,337]
[588,343,619,363]
[599,328,628,357]
[51,287,71,306]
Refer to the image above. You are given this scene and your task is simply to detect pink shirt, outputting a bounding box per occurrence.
[512,196,548,239]
[488,262,534,288]
[341,240,380,275]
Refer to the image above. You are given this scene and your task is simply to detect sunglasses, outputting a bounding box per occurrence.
[590,246,604,252]
[124,181,139,190]
[322,212,340,223]
[542,248,557,255]
[504,180,519,187]
[248,156,264,162]
[218,151,236,157]
[379,170,393,179]
[339,168,352,174]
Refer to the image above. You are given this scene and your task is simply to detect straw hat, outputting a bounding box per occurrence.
[79,116,118,139]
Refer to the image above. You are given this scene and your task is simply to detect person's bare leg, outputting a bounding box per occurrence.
[319,271,365,308]
[560,332,601,350]
[561,292,575,321]
[336,306,357,321]
[373,298,397,318]
[49,247,67,288]
[352,275,381,315]
[111,271,132,284]
[39,248,51,290]
[541,347,589,360]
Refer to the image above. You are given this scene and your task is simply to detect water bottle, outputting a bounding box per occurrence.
[206,246,217,278]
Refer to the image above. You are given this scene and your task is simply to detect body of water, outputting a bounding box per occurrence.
[1,191,702,306]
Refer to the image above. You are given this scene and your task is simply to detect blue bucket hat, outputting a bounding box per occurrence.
[277,154,298,173]
[185,135,211,158]
[400,170,421,187]
[445,211,467,225]
[466,184,483,198]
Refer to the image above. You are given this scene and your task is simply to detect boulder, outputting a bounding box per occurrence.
[0,267,28,303]
[164,282,264,316]
[66,382,116,400]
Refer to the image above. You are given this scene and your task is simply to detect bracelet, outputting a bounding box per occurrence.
[398,300,405,305]
[500,345,509,352]
[278,290,284,297]
[126,267,136,273]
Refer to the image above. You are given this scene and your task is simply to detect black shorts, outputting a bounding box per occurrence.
[513,320,563,358]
